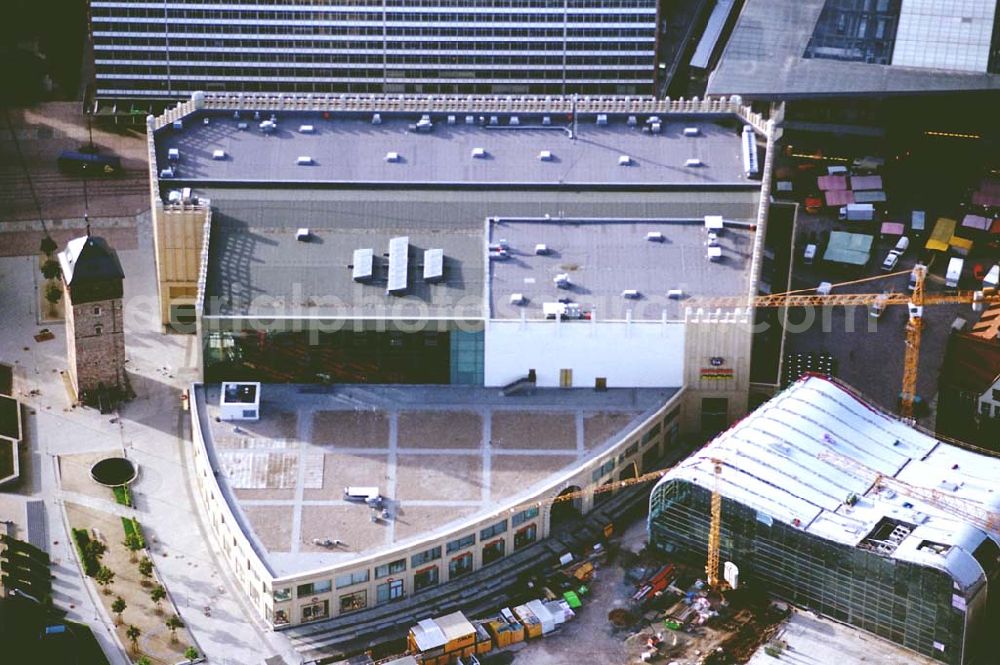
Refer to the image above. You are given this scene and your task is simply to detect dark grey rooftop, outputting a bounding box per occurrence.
[156,111,754,187]
[489,219,754,321]
[200,188,761,319]
[707,0,1000,98]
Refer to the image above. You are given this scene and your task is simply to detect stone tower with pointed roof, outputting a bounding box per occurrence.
[58,235,126,400]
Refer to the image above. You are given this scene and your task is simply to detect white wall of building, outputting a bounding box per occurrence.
[484,319,685,388]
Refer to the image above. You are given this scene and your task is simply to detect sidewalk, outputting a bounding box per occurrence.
[0,209,300,664]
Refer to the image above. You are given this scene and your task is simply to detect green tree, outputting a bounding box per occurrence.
[126,624,141,654]
[123,532,144,562]
[112,596,127,625]
[40,235,57,257]
[149,583,166,613]
[135,657,151,665]
[41,258,62,280]
[165,613,185,642]
[184,646,199,661]
[95,565,115,594]
[138,556,153,585]
[83,538,107,561]
[44,282,62,304]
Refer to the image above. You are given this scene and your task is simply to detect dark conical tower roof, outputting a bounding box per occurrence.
[57,235,125,286]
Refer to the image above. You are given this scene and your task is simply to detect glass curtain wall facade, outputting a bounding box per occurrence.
[89,0,658,99]
[649,479,987,665]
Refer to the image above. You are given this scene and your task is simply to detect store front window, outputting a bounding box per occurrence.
[301,599,329,622]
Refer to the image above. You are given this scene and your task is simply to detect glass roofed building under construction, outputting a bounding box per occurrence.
[648,376,1000,665]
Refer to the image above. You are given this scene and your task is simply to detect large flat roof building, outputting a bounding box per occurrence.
[649,376,1000,665]
[706,0,1000,98]
[89,0,660,101]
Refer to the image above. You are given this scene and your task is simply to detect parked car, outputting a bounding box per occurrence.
[882,250,901,272]
[869,292,890,318]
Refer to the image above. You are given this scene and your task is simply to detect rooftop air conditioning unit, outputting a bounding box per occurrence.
[447,115,456,125]
[489,115,499,125]
[650,122,661,134]
[554,273,571,288]
[237,122,248,130]
[538,150,553,161]
[627,116,638,126]
[667,289,684,299]
[465,115,475,125]
[297,155,313,165]
[296,228,310,241]
[212,149,226,160]
[596,114,608,126]
[509,116,519,126]
[159,167,174,179]
[685,158,703,167]
[684,127,700,136]
[167,148,180,161]
[471,147,487,159]
[372,113,382,124]
[299,124,315,133]
[172,120,183,130]
[535,244,550,255]
[181,188,193,204]
[202,117,210,126]
[646,231,664,242]
[542,116,551,126]
[619,155,631,166]
[167,190,182,204]
[385,151,400,162]
[622,289,640,299]
[510,293,526,305]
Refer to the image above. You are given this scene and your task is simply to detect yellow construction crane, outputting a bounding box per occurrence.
[817,448,999,535]
[706,458,724,589]
[692,266,1000,421]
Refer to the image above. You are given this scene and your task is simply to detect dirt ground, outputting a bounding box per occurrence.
[66,502,196,665]
[491,412,576,449]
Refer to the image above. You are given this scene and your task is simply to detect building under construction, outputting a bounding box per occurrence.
[648,376,999,665]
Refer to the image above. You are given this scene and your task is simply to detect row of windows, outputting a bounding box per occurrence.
[98,67,651,80]
[93,21,653,34]
[95,42,652,54]
[98,53,651,67]
[93,11,654,24]
[95,0,653,8]
[94,27,652,40]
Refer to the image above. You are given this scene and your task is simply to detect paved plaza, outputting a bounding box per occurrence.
[197,383,673,576]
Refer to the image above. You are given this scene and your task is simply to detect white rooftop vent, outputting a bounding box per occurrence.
[159,167,174,179]
[685,158,703,167]
[489,115,499,126]
[534,244,550,255]
[471,147,487,159]
[596,114,608,126]
[202,117,210,125]
[385,151,400,162]
[650,122,661,134]
[538,150,553,161]
[622,289,640,299]
[167,148,180,161]
[465,115,475,125]
[296,228,310,241]
[684,127,700,136]
[554,273,571,288]
[647,116,661,125]
[704,215,724,230]
[299,124,315,133]
[646,231,664,242]
[172,120,183,130]
[181,187,193,204]
[509,116,519,126]
[212,149,226,160]
[297,155,313,165]
[707,246,722,261]
[372,113,382,124]
[627,115,638,126]
[542,116,552,126]
[259,120,276,132]
[667,289,684,299]
[447,115,456,125]
[167,190,182,204]
[618,155,631,166]
[352,248,374,282]
[237,121,248,130]
[510,293,526,305]
[417,114,432,127]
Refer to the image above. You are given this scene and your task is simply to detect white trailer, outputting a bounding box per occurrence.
[946,257,964,289]
[838,203,875,221]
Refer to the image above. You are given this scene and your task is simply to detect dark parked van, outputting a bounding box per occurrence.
[57,150,122,175]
